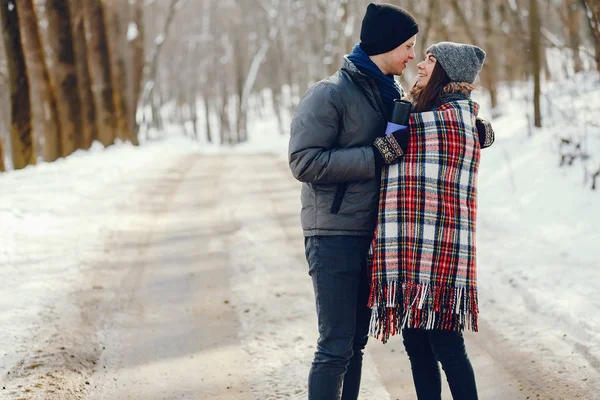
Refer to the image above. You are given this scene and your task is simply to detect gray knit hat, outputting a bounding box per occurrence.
[425,42,486,83]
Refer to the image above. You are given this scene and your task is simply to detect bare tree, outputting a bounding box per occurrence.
[565,1,584,73]
[200,0,214,143]
[449,0,478,45]
[140,0,184,135]
[68,0,97,150]
[1,0,35,170]
[0,136,4,172]
[105,3,134,144]
[530,0,543,127]
[45,0,82,156]
[418,0,437,50]
[84,0,117,147]
[499,0,529,82]
[482,0,499,109]
[579,0,600,71]
[130,0,144,140]
[19,0,62,161]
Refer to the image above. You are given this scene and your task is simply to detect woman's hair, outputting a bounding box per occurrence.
[409,62,451,112]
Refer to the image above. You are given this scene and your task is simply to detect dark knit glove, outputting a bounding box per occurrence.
[476,117,495,149]
[372,128,410,167]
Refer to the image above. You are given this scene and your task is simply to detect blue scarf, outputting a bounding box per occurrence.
[347,44,402,118]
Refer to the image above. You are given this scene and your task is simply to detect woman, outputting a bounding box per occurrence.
[368,42,494,400]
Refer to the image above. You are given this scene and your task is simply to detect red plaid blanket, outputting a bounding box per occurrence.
[368,99,481,343]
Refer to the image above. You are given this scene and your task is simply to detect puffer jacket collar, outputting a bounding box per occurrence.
[340,57,387,119]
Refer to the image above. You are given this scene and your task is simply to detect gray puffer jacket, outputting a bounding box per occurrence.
[289,58,400,237]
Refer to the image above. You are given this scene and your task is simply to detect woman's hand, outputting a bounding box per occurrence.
[476,118,495,149]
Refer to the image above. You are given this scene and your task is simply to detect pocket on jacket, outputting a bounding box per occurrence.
[330,183,348,214]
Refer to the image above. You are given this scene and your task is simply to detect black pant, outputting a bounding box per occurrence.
[402,328,478,400]
[304,235,373,400]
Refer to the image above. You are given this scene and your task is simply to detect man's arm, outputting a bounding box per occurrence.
[288,82,376,184]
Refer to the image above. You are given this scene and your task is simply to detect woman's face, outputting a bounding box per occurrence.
[415,53,437,89]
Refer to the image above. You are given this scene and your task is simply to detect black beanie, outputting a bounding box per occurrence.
[360,3,419,56]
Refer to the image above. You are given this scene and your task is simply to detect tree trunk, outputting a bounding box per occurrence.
[189,101,198,139]
[483,0,499,109]
[566,1,584,73]
[0,137,5,171]
[106,5,134,144]
[502,0,529,81]
[204,97,212,143]
[150,89,163,131]
[1,0,35,169]
[450,0,479,45]
[419,0,437,53]
[341,1,353,58]
[273,89,285,136]
[185,45,199,139]
[579,0,600,71]
[68,0,97,149]
[218,96,230,145]
[19,0,62,161]
[234,45,245,144]
[45,0,82,157]
[83,0,117,147]
[130,0,144,140]
[239,25,279,143]
[530,0,543,128]
[141,0,182,134]
[437,0,450,42]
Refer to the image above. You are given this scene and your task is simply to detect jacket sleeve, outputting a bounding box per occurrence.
[288,82,376,184]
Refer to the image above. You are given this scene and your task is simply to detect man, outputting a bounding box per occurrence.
[288,3,418,399]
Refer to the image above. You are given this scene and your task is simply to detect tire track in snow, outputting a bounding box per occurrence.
[0,153,200,400]
[222,154,391,399]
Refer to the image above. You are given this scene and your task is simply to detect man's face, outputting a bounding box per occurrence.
[386,35,416,76]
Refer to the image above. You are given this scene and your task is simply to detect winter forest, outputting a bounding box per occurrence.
[0,0,599,174]
[1,0,600,399]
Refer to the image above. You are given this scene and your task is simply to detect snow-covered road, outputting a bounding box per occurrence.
[1,138,598,399]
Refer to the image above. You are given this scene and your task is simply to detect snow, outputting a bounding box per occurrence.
[126,22,139,41]
[154,33,165,46]
[471,73,600,389]
[1,71,599,395]
[0,137,196,378]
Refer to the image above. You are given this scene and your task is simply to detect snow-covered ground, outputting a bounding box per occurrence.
[472,72,600,394]
[1,71,599,398]
[0,138,197,394]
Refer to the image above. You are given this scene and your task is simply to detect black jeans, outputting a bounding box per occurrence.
[402,328,478,400]
[304,235,373,400]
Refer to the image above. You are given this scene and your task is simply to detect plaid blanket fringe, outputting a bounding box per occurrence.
[368,280,478,343]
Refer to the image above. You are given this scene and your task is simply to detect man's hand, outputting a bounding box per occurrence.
[372,128,410,167]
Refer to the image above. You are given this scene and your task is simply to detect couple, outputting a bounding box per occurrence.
[288,3,494,400]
